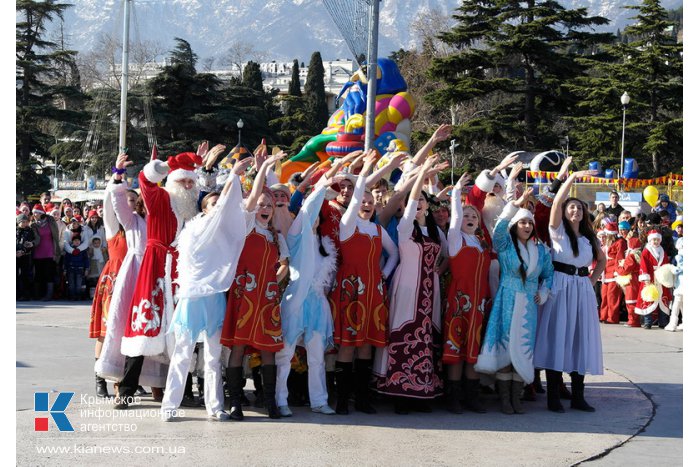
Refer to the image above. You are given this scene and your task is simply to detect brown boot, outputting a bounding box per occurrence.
[496,375,514,415]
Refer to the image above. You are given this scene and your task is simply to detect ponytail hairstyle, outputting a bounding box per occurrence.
[405,190,441,244]
[562,197,600,259]
[509,221,536,284]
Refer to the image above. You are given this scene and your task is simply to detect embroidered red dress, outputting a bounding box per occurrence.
[329,225,388,347]
[221,229,284,352]
[442,240,491,364]
[89,231,127,338]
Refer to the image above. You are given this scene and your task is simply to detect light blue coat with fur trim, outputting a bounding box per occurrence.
[475,202,554,383]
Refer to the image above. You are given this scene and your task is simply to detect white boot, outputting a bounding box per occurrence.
[665,298,681,332]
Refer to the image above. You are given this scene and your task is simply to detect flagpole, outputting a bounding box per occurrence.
[118,0,131,152]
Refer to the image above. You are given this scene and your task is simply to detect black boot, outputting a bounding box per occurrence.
[334,361,353,415]
[570,372,595,412]
[533,369,545,394]
[546,369,565,413]
[354,358,376,414]
[226,367,245,420]
[462,378,487,413]
[326,370,336,403]
[262,365,281,419]
[252,365,263,408]
[95,358,108,398]
[445,380,463,414]
[558,372,572,400]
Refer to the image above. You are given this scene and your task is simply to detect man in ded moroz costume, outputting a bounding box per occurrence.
[116,152,202,409]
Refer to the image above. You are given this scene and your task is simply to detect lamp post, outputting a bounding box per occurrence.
[559,135,569,157]
[620,91,630,179]
[237,119,244,146]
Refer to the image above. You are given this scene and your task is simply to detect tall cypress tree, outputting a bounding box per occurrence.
[304,51,328,133]
[288,59,301,96]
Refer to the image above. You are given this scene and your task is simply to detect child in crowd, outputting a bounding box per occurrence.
[64,237,89,300]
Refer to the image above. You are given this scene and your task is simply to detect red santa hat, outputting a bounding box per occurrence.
[603,222,619,236]
[166,152,202,183]
[45,203,59,216]
[647,229,662,241]
[32,203,45,215]
[87,210,99,219]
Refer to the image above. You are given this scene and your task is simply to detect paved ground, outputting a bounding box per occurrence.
[16,301,683,466]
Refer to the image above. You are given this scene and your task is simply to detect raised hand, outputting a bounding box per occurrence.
[430,124,452,144]
[196,141,209,159]
[301,161,321,180]
[496,152,520,171]
[205,144,227,170]
[254,143,268,170]
[387,152,409,170]
[508,161,523,180]
[436,185,453,200]
[513,187,533,208]
[360,149,380,176]
[115,153,133,170]
[454,172,470,191]
[232,157,253,176]
[557,156,573,180]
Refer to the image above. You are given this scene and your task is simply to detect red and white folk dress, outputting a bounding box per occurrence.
[220,220,289,352]
[442,191,491,365]
[89,186,128,338]
[328,175,398,348]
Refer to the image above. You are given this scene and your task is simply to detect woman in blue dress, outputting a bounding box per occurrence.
[475,188,554,415]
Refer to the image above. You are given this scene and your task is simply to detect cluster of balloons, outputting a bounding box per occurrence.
[280,58,415,182]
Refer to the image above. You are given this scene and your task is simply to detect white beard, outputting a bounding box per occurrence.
[165,180,198,223]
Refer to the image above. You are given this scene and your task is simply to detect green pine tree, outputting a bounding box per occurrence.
[304,51,328,134]
[567,0,682,176]
[429,0,611,165]
[16,0,83,197]
[242,61,264,92]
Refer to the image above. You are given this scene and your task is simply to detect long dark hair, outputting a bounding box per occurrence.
[405,191,441,244]
[127,189,146,219]
[562,197,600,259]
[509,221,535,284]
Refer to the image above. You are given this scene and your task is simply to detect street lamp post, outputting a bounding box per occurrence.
[237,119,244,146]
[620,91,630,179]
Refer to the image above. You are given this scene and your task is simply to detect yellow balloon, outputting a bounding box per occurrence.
[643,186,659,207]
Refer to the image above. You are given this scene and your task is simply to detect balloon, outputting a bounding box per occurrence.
[643,186,659,207]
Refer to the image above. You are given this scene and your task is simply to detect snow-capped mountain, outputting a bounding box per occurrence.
[45,0,683,63]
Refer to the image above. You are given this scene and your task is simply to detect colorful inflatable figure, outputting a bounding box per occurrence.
[281,58,415,182]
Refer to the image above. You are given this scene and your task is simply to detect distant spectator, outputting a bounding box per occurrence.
[85,209,107,247]
[87,236,108,294]
[64,237,89,300]
[39,192,52,210]
[16,214,36,301]
[653,194,678,222]
[30,204,61,301]
[604,191,624,219]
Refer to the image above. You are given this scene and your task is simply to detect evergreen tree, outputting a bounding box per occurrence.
[429,0,611,163]
[242,61,264,92]
[304,51,328,133]
[288,59,301,96]
[149,38,224,150]
[16,0,82,196]
[567,0,682,176]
